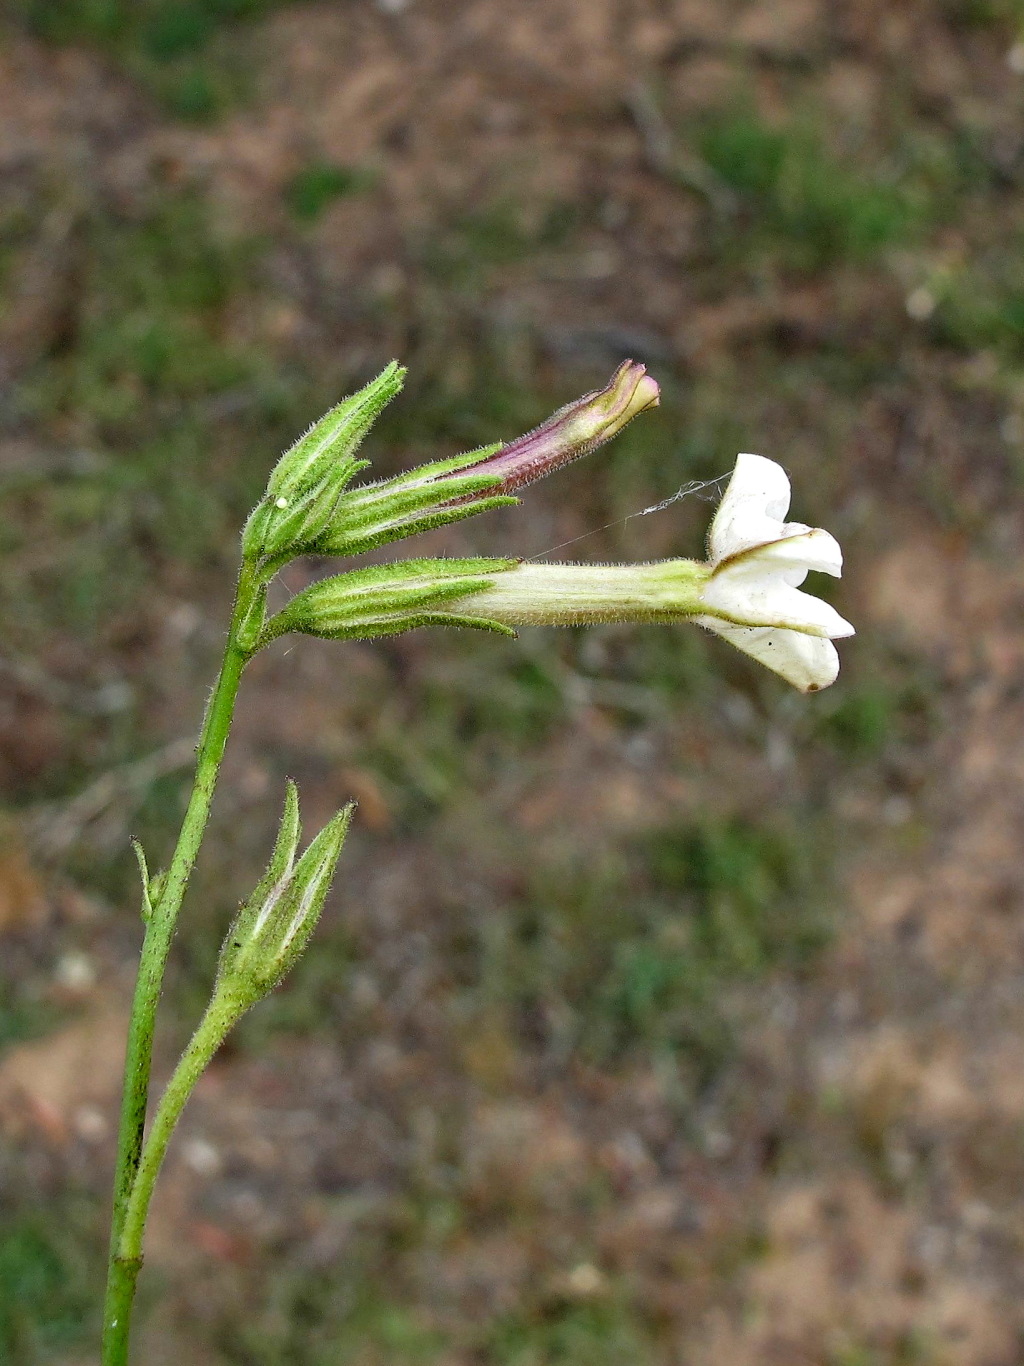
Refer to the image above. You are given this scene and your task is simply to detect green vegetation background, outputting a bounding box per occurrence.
[0,1,1020,1362]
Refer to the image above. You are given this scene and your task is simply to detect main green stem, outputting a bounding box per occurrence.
[101,569,257,1366]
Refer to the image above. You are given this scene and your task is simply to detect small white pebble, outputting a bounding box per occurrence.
[275,496,289,509]
[182,1137,222,1177]
[94,681,133,715]
[884,797,912,825]
[376,0,410,12]
[906,286,936,321]
[55,951,96,992]
[73,1105,108,1143]
[961,1200,995,1231]
[566,1263,606,1297]
[882,795,913,826]
[1008,43,1024,73]
[350,971,381,1009]
[886,1144,915,1181]
[703,1127,733,1159]
[166,601,201,640]
[229,1189,262,1222]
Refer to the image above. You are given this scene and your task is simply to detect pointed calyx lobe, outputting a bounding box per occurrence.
[242,363,405,566]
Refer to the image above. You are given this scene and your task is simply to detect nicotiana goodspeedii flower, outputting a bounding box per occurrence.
[694,452,854,691]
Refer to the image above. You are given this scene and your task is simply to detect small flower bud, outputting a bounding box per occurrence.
[132,839,165,923]
[242,363,404,563]
[214,785,352,1010]
[457,359,660,495]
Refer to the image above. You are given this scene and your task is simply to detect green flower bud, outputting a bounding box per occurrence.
[242,362,404,564]
[214,783,352,1010]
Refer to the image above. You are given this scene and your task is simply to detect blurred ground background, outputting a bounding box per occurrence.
[1,1,1024,1362]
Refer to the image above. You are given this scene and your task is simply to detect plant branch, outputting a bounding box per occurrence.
[100,564,258,1366]
[118,996,241,1263]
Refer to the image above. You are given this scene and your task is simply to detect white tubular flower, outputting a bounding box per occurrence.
[695,452,854,692]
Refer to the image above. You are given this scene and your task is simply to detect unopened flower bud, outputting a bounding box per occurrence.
[214,784,352,1010]
[242,363,405,563]
[456,359,660,495]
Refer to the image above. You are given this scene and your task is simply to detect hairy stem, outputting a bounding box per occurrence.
[118,997,241,1262]
[101,567,257,1366]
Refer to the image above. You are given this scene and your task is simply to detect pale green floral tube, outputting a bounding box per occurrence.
[444,559,711,627]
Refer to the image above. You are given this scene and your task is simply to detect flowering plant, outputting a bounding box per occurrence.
[100,362,851,1363]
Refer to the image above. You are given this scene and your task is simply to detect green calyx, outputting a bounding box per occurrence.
[241,372,521,571]
[242,362,405,564]
[268,362,404,501]
[215,782,353,1011]
[263,557,519,645]
[319,448,519,556]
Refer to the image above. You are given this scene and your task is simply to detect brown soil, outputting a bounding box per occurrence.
[4,1,1024,1362]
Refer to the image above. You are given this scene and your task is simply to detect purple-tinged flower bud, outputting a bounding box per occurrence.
[457,359,660,495]
[274,362,660,561]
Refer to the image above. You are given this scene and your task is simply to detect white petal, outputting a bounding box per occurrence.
[708,453,795,563]
[726,528,844,578]
[701,571,855,637]
[695,617,841,691]
[701,532,854,638]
